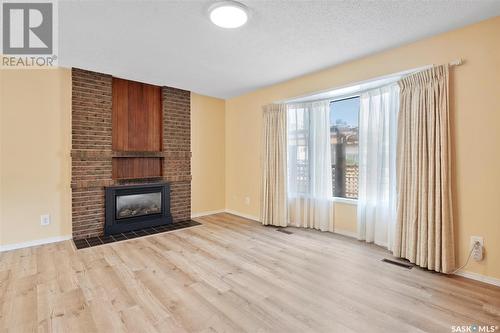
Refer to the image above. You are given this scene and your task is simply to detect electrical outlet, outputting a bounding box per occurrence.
[470,236,484,249]
[40,214,50,226]
[470,236,484,261]
[244,196,251,206]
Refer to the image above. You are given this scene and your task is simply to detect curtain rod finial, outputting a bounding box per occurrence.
[449,58,463,66]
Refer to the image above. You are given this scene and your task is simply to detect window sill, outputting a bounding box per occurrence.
[330,197,358,205]
[288,194,358,205]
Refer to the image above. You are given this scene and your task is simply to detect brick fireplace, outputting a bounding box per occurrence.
[71,68,191,240]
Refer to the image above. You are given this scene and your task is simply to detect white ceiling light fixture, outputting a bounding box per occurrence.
[209,1,249,29]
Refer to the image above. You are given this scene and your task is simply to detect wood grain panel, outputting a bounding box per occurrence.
[112,78,129,151]
[112,157,162,180]
[112,78,162,152]
[143,83,162,151]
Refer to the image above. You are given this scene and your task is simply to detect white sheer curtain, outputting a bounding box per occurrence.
[287,101,333,232]
[357,84,399,249]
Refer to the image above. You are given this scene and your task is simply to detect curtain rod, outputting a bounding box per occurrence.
[278,58,464,104]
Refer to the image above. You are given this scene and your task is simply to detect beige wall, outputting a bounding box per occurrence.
[191,93,226,214]
[1,69,72,246]
[333,203,357,236]
[0,69,3,240]
[225,17,500,279]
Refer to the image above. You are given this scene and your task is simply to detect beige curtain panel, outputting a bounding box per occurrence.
[394,65,455,273]
[261,104,288,227]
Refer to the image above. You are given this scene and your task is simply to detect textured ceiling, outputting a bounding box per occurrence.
[59,1,500,98]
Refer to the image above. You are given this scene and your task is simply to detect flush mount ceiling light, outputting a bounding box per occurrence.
[209,1,248,29]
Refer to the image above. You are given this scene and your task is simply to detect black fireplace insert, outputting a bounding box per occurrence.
[105,182,172,235]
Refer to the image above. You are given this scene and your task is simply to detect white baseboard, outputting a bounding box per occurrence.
[191,209,226,218]
[224,209,261,222]
[454,270,500,287]
[0,235,72,252]
[333,228,358,239]
[191,209,260,222]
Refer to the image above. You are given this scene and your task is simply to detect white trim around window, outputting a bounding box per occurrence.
[331,197,357,205]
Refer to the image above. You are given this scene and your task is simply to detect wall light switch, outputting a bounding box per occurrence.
[244,196,251,206]
[40,214,50,226]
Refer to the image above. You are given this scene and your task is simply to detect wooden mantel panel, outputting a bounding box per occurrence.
[112,78,162,152]
[112,157,162,180]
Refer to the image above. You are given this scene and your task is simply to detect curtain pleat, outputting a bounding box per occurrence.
[260,104,288,227]
[394,65,455,273]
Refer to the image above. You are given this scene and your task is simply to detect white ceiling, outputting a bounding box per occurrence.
[59,1,500,99]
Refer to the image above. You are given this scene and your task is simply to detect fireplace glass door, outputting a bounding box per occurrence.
[116,192,162,220]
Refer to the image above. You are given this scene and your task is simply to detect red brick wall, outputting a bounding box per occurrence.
[71,69,191,239]
[162,87,192,222]
[71,69,112,239]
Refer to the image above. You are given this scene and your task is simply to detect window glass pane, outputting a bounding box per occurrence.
[330,97,359,199]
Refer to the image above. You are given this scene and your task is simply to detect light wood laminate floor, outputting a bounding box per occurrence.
[1,213,499,332]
